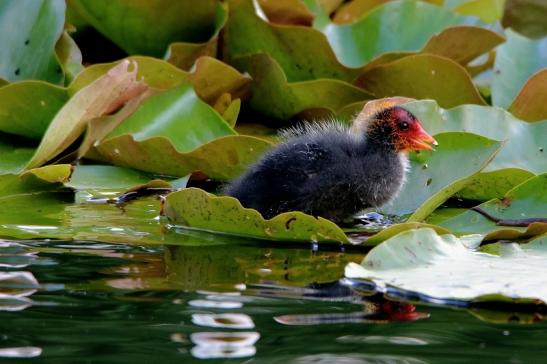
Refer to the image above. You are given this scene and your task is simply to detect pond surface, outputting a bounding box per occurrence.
[1,196,547,363]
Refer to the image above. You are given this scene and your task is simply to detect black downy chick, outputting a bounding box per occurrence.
[223,106,437,224]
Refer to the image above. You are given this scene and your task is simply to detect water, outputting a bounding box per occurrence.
[1,195,547,363]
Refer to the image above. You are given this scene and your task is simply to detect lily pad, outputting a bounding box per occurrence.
[492,29,547,109]
[440,174,547,237]
[381,132,502,221]
[224,0,359,82]
[68,0,218,57]
[356,54,486,108]
[232,53,371,120]
[345,228,547,304]
[165,1,228,70]
[0,0,65,84]
[453,0,505,23]
[319,0,483,67]
[0,81,68,139]
[161,187,350,243]
[65,165,155,191]
[25,60,149,170]
[0,135,35,175]
[403,101,547,199]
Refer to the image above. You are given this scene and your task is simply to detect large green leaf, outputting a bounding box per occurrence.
[319,0,483,67]
[492,29,547,109]
[224,0,359,82]
[381,132,502,220]
[0,81,68,139]
[356,54,486,108]
[68,0,218,57]
[0,0,65,84]
[440,174,547,237]
[404,101,547,199]
[162,188,350,243]
[232,53,371,120]
[345,228,547,304]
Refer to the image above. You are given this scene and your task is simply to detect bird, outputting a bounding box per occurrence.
[223,99,437,224]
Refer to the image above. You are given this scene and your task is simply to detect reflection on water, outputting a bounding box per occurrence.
[0,236,546,362]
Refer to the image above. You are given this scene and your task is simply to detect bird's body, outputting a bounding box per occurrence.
[224,104,436,224]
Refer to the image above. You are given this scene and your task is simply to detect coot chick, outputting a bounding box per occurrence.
[224,105,436,224]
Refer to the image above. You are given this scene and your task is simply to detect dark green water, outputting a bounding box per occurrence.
[2,234,547,363]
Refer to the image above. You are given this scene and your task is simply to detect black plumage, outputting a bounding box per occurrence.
[224,106,435,224]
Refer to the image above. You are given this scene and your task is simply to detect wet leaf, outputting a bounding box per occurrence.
[381,133,502,220]
[0,81,68,139]
[319,0,483,67]
[25,60,149,169]
[404,101,547,200]
[345,228,547,304]
[440,174,547,237]
[68,0,218,57]
[492,29,547,109]
[165,2,228,70]
[0,0,65,84]
[233,53,371,120]
[356,54,486,108]
[162,187,350,243]
[224,0,359,82]
[508,69,547,122]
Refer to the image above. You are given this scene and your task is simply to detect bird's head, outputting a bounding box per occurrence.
[352,99,437,153]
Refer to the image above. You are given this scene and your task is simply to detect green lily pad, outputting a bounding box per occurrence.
[69,0,218,57]
[492,29,547,109]
[0,81,68,139]
[502,0,547,39]
[25,60,149,170]
[356,54,486,108]
[319,0,483,67]
[0,0,65,84]
[0,135,35,175]
[345,228,547,304]
[165,2,228,70]
[357,222,451,246]
[224,0,359,82]
[161,187,350,243]
[21,164,72,185]
[97,135,272,180]
[232,53,371,120]
[381,132,502,220]
[404,101,547,199]
[440,174,547,237]
[65,165,155,191]
[508,69,547,122]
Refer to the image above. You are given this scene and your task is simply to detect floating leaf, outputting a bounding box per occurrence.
[0,0,65,83]
[356,54,486,108]
[382,133,502,220]
[345,228,547,304]
[20,164,72,185]
[404,101,547,199]
[65,165,155,191]
[164,2,228,70]
[0,135,35,175]
[232,53,371,120]
[224,0,359,82]
[0,81,68,139]
[492,29,547,109]
[440,174,547,237]
[162,188,350,243]
[69,0,218,57]
[359,223,451,246]
[508,69,547,122]
[319,0,482,67]
[25,60,148,169]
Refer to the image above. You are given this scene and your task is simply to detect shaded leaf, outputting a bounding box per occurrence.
[508,69,547,122]
[258,0,315,26]
[502,0,547,39]
[332,0,390,24]
[162,187,350,243]
[440,174,547,237]
[0,0,65,84]
[345,228,547,304]
[69,0,218,57]
[55,30,83,85]
[492,29,547,109]
[65,165,155,191]
[0,135,35,175]
[0,81,68,139]
[25,60,148,169]
[357,54,486,109]
[381,132,502,220]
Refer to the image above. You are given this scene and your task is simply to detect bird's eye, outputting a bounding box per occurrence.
[399,121,409,130]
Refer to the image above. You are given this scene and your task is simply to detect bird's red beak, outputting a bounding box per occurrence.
[408,124,437,151]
